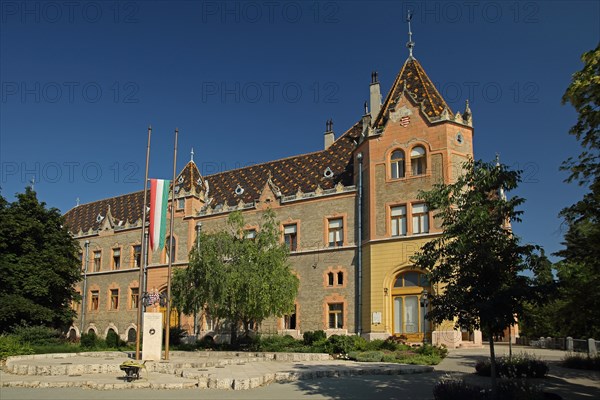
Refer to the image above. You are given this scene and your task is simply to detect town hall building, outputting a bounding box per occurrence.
[64,44,479,348]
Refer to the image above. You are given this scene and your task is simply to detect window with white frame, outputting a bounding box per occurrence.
[412,203,429,234]
[391,205,407,236]
[328,303,344,329]
[391,149,405,179]
[411,146,426,176]
[283,224,298,251]
[328,218,344,247]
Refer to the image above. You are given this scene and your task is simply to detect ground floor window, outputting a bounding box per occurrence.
[328,303,343,329]
[284,305,297,329]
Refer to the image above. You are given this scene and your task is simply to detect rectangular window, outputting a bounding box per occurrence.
[131,288,139,309]
[328,303,344,329]
[177,198,185,209]
[93,251,101,272]
[91,290,99,311]
[412,203,429,234]
[112,248,121,270]
[283,224,298,251]
[328,218,344,247]
[391,205,407,236]
[245,229,257,241]
[133,245,141,268]
[284,305,297,330]
[110,289,119,310]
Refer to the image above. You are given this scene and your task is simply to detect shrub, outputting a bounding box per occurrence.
[0,335,34,360]
[303,330,326,345]
[325,335,356,355]
[364,339,385,351]
[354,351,384,362]
[197,335,216,349]
[562,353,600,370]
[11,325,62,346]
[433,378,482,400]
[416,344,448,359]
[106,330,121,348]
[475,354,549,378]
[433,378,551,400]
[80,332,97,349]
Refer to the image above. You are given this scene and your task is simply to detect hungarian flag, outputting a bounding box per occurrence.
[149,179,170,252]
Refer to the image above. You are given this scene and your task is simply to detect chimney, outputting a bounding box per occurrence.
[369,71,382,121]
[324,119,334,149]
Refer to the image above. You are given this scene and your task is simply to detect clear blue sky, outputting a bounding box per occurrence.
[1,1,598,261]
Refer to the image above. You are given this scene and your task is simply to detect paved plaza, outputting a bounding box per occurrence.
[1,346,599,399]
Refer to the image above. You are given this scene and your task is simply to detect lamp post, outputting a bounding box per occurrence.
[420,289,429,345]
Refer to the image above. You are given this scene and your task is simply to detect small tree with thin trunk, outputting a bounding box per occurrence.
[172,209,299,345]
[411,159,550,395]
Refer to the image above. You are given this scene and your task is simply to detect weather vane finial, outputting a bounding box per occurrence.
[406,9,415,58]
[190,147,194,162]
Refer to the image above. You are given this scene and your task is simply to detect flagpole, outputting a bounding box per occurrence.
[164,128,178,360]
[136,125,152,361]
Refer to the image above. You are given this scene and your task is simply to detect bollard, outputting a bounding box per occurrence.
[566,337,573,352]
[588,338,597,358]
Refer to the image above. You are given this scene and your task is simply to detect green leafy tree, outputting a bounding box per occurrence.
[412,159,550,394]
[172,209,299,344]
[0,188,81,333]
[556,44,600,338]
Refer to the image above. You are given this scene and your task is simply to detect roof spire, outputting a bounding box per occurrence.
[406,9,415,59]
[190,147,194,163]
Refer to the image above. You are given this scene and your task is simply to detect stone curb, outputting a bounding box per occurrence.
[1,364,433,390]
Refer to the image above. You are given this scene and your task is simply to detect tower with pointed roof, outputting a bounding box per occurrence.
[354,16,475,343]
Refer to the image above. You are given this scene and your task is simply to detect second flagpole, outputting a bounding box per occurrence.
[164,128,178,360]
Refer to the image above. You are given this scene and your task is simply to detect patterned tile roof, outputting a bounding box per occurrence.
[373,57,452,127]
[64,123,361,234]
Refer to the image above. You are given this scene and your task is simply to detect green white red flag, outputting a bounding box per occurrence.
[149,179,170,252]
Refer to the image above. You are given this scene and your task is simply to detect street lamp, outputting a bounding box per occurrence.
[420,289,429,345]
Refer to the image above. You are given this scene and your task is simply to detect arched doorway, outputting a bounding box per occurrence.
[391,270,431,341]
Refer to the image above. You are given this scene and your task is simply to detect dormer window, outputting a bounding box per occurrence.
[391,150,405,179]
[411,146,426,176]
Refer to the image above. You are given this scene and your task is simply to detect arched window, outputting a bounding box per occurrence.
[391,150,405,179]
[127,328,137,343]
[165,236,176,263]
[392,271,430,336]
[411,146,426,176]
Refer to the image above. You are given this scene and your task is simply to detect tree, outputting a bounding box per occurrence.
[172,209,299,344]
[0,188,81,333]
[555,44,600,338]
[411,159,550,394]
